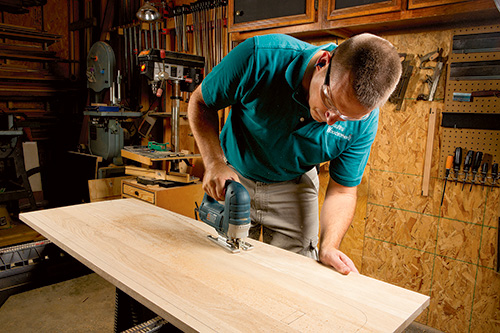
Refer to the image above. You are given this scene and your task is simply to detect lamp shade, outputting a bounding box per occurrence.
[136,1,161,22]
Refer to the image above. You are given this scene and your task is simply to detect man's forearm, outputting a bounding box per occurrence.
[319,180,357,250]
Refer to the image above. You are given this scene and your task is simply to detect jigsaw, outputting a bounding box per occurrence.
[195,180,253,253]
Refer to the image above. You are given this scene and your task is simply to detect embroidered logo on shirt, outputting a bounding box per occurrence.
[326,125,351,141]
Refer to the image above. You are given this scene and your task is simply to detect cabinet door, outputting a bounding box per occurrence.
[327,0,402,20]
[408,0,469,10]
[228,0,316,32]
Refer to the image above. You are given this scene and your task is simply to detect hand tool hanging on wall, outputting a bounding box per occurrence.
[452,89,500,102]
[191,1,202,55]
[469,151,483,191]
[173,5,189,52]
[389,53,414,111]
[124,27,129,75]
[417,48,446,101]
[481,162,489,190]
[441,112,500,131]
[182,5,189,52]
[453,31,500,54]
[449,60,500,81]
[453,147,462,185]
[462,150,474,190]
[492,163,499,188]
[440,155,454,207]
[129,26,135,80]
[134,24,139,65]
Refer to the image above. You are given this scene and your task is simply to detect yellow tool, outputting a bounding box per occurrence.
[440,155,453,207]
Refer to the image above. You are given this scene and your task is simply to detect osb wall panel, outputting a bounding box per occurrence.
[370,100,443,178]
[427,257,476,333]
[436,218,481,264]
[365,205,438,253]
[362,238,433,301]
[479,226,497,269]
[353,26,500,332]
[368,170,438,215]
[485,188,500,227]
[470,267,500,332]
[440,177,488,225]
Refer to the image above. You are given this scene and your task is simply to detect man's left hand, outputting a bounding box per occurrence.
[319,247,359,275]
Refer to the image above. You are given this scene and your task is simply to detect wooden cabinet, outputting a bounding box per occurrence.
[322,0,497,32]
[228,0,499,41]
[407,0,468,10]
[228,0,317,33]
[121,179,204,219]
[326,0,402,21]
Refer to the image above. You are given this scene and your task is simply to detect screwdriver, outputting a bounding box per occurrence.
[440,155,454,206]
[492,163,499,188]
[469,151,483,191]
[462,150,474,190]
[480,163,489,190]
[453,147,462,185]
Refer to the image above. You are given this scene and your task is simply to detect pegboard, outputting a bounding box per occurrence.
[440,129,500,185]
[440,25,500,184]
[445,80,500,114]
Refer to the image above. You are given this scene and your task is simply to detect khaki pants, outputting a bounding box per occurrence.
[229,166,320,260]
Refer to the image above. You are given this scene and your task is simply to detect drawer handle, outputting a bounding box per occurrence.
[235,10,244,16]
[134,191,139,196]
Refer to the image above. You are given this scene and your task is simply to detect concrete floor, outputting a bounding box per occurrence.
[0,273,115,333]
[0,273,442,332]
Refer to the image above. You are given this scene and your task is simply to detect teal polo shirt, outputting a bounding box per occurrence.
[201,34,378,187]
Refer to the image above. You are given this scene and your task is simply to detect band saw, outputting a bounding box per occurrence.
[195,180,253,253]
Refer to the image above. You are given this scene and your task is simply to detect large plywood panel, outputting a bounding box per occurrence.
[427,257,476,333]
[20,199,429,332]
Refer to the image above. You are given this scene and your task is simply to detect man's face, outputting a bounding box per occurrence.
[308,58,371,126]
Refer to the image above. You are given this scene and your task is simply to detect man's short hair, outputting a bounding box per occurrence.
[331,33,402,110]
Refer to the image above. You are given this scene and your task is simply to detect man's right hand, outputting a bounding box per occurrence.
[203,162,240,201]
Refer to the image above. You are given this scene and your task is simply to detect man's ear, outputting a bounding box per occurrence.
[314,51,332,69]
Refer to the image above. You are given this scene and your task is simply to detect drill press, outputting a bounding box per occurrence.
[138,49,204,171]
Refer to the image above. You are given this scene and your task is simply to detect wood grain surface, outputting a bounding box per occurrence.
[20,199,429,332]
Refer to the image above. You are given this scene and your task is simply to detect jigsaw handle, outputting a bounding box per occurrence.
[197,180,251,237]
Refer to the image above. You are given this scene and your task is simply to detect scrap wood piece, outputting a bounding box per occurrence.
[422,108,437,196]
[20,199,429,332]
[165,171,198,183]
[125,165,167,180]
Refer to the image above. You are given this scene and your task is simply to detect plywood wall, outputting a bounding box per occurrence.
[313,26,500,332]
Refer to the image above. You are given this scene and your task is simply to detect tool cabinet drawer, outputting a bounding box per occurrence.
[121,179,204,219]
[122,182,156,204]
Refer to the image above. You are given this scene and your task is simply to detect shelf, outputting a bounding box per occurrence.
[0,23,61,45]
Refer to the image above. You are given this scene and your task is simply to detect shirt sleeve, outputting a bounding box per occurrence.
[201,37,256,110]
[329,110,379,187]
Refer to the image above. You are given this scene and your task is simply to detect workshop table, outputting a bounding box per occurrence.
[20,198,429,332]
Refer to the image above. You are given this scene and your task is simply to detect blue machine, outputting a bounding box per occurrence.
[196,180,253,253]
[84,41,141,165]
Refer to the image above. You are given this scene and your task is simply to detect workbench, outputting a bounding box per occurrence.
[19,199,429,332]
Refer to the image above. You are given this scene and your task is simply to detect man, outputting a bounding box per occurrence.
[188,33,401,274]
